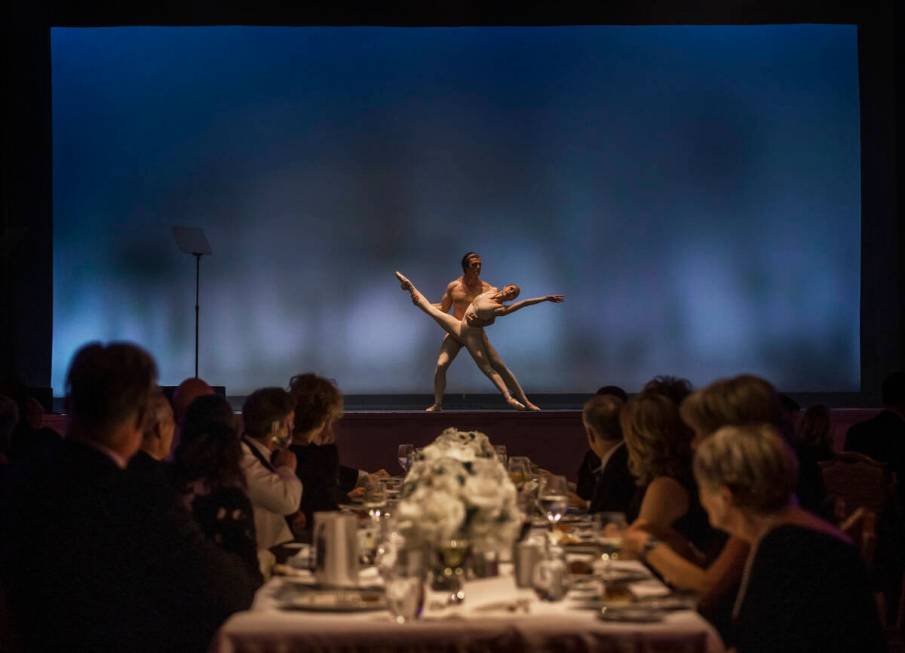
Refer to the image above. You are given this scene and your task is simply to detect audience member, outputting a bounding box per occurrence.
[127,388,175,478]
[778,393,802,437]
[621,391,712,558]
[694,425,884,653]
[241,387,303,551]
[170,376,215,455]
[2,384,61,463]
[288,373,349,524]
[581,394,635,514]
[795,404,834,462]
[0,342,257,652]
[845,371,905,499]
[642,375,693,406]
[171,376,215,426]
[844,371,905,620]
[577,384,629,500]
[0,395,17,465]
[681,374,827,515]
[173,394,262,581]
[626,374,822,640]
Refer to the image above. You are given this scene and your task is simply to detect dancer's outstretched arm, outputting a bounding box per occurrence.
[496,294,564,317]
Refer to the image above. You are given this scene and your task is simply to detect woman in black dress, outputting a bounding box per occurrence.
[172,394,262,583]
[620,391,713,558]
[287,373,356,525]
[693,424,884,653]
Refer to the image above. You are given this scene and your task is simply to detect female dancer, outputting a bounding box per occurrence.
[395,271,563,410]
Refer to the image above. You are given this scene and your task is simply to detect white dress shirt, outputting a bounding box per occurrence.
[240,437,302,550]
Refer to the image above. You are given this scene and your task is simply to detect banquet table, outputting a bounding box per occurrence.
[212,561,725,653]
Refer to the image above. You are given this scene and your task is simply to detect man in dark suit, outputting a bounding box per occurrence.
[576,385,628,501]
[845,372,905,477]
[582,394,637,514]
[0,342,257,653]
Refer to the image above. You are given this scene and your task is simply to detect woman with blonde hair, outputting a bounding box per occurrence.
[621,392,711,557]
[694,425,882,652]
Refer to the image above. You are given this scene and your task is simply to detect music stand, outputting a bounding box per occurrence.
[172,226,212,378]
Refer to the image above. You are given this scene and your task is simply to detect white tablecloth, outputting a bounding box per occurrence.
[213,562,724,653]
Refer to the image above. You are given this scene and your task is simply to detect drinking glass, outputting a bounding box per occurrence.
[380,546,427,624]
[507,456,530,487]
[494,444,508,467]
[397,444,414,474]
[433,538,470,605]
[539,475,569,528]
[532,549,569,602]
[595,512,628,560]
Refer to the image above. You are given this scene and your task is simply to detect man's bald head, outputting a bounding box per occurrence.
[172,377,214,426]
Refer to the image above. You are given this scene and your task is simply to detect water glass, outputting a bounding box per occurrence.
[397,444,414,474]
[385,575,425,624]
[494,444,508,467]
[381,547,426,624]
[532,550,569,602]
[539,475,569,527]
[595,512,627,560]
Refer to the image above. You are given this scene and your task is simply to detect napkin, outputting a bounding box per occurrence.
[627,579,671,600]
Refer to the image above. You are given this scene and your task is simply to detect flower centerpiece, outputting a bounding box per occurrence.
[394,428,523,552]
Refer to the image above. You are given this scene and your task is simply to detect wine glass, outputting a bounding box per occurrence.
[596,511,628,561]
[434,538,470,605]
[539,475,569,534]
[494,444,508,467]
[397,444,414,474]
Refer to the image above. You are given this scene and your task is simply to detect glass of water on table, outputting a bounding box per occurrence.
[379,537,427,624]
[397,444,414,474]
[596,512,628,561]
[538,475,569,547]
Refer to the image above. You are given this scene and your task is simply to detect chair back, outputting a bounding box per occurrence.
[819,452,890,565]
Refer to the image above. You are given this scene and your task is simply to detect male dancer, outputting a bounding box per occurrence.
[426,252,492,411]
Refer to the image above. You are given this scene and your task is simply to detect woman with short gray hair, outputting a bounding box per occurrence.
[693,425,883,653]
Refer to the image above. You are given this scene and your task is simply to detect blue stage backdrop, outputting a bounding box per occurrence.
[51,25,861,395]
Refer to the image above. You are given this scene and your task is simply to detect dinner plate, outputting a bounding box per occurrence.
[601,568,651,583]
[598,607,666,623]
[275,585,386,612]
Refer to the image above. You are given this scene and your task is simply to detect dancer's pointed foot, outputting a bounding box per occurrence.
[395,271,413,291]
[507,397,527,411]
[524,401,542,412]
[425,404,443,412]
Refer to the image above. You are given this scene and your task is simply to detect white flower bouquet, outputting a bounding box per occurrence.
[394,428,523,550]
